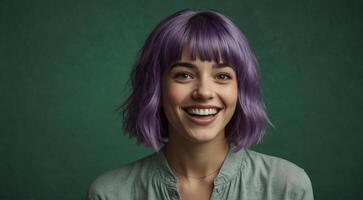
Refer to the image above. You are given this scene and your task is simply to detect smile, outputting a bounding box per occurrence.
[186,108,219,116]
[183,107,222,125]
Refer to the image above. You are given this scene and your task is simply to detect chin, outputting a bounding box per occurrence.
[185,129,224,144]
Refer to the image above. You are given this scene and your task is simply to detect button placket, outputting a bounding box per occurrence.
[168,189,179,200]
[213,185,225,195]
[173,191,179,199]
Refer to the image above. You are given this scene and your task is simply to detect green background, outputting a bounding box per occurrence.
[1,0,362,199]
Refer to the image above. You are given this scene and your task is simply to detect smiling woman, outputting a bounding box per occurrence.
[162,48,238,146]
[87,9,314,200]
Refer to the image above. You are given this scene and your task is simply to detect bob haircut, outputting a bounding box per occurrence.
[120,9,271,152]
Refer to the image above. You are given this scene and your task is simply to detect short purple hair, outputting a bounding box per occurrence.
[120,9,271,152]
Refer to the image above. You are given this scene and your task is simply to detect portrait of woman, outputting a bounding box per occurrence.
[3,0,362,199]
[87,9,314,200]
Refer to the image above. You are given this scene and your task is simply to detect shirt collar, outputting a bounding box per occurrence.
[155,145,247,186]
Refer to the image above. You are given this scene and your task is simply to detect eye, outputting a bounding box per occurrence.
[174,72,194,80]
[216,73,232,80]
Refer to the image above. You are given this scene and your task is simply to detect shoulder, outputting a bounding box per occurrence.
[243,149,314,199]
[86,152,159,200]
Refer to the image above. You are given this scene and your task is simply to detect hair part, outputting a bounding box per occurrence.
[120,9,272,152]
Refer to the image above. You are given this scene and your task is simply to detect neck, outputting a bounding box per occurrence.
[164,131,229,182]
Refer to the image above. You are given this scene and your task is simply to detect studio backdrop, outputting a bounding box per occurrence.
[1,0,362,199]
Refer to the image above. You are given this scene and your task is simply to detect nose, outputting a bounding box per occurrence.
[192,78,214,100]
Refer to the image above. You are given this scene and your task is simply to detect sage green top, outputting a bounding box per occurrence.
[87,147,313,200]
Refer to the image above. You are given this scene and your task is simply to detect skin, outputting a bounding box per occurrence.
[162,48,238,199]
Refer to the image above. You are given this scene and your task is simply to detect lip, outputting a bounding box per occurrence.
[183,104,222,109]
[183,108,221,126]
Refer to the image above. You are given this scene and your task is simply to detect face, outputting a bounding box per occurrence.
[161,48,238,145]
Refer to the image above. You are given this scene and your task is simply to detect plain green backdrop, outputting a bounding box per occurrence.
[1,0,362,199]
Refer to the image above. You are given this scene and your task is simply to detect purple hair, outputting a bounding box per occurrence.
[120,9,271,152]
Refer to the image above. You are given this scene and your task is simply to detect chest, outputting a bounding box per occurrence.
[177,179,214,200]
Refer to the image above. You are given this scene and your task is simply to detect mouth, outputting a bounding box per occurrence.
[182,107,222,125]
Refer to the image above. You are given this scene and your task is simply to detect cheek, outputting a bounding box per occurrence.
[168,90,182,106]
[222,84,238,106]
[162,84,190,128]
[164,84,190,106]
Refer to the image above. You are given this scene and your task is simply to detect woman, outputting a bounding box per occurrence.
[87,9,313,200]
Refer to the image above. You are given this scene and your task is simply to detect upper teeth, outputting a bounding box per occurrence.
[186,108,219,115]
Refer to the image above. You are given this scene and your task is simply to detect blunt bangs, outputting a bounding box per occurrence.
[158,11,241,72]
[120,9,271,152]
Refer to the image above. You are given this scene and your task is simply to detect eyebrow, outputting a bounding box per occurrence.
[169,62,234,71]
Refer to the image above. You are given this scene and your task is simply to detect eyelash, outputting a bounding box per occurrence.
[216,73,232,80]
[174,72,194,80]
[173,72,232,81]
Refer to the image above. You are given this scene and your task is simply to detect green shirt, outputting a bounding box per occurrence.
[87,147,313,200]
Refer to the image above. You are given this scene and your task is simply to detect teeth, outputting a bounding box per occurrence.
[186,108,219,116]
